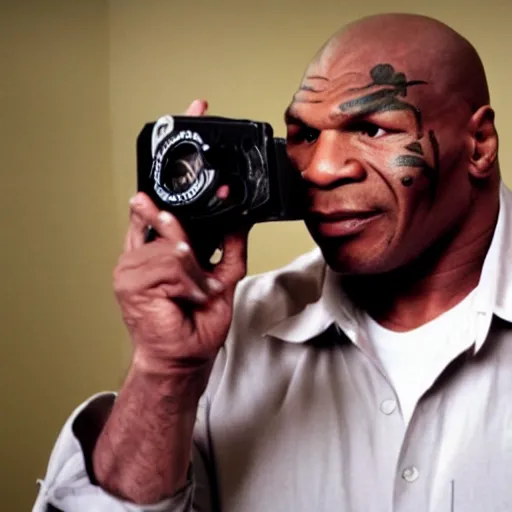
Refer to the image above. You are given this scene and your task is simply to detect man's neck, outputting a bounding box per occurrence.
[344,199,499,332]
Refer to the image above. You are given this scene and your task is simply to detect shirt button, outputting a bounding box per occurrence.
[380,399,397,415]
[402,466,419,483]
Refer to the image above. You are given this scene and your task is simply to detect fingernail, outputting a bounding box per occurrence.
[193,289,208,303]
[176,241,190,254]
[206,278,224,293]
[158,211,173,224]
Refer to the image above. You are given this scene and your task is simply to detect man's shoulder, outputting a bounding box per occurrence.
[230,247,326,334]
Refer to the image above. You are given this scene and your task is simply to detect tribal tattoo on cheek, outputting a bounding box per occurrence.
[396,130,440,198]
[339,64,441,197]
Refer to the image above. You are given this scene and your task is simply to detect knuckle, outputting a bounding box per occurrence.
[112,271,130,298]
[159,250,177,267]
[174,247,195,271]
[149,241,178,266]
[173,280,192,298]
[112,256,134,297]
[113,276,127,298]
[112,262,124,288]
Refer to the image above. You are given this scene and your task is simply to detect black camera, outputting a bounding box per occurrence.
[136,115,306,241]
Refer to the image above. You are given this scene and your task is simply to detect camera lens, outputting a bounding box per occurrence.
[161,141,206,194]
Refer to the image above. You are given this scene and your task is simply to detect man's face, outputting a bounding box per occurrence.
[285,56,472,274]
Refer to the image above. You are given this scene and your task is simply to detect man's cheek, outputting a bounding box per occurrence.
[386,131,441,198]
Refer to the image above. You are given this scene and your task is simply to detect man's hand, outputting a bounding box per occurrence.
[118,196,247,376]
[118,99,248,376]
[92,99,250,505]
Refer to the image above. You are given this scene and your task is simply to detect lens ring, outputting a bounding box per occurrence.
[158,140,216,204]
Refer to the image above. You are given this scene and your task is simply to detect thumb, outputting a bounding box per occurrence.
[212,228,251,290]
[185,99,208,116]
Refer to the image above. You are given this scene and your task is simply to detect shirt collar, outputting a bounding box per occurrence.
[263,267,334,343]
[472,180,512,352]
[264,261,359,344]
[266,181,512,347]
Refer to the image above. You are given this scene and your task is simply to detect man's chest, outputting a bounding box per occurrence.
[209,331,512,511]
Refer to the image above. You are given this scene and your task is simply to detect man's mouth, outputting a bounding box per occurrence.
[308,209,384,237]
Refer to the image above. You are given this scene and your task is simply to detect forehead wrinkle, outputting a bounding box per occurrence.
[296,70,370,106]
[286,100,352,129]
[302,68,364,87]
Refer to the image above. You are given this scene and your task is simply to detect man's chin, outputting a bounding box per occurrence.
[316,240,392,276]
[308,223,397,275]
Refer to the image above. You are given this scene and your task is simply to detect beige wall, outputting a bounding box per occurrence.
[0,1,127,510]
[2,0,512,509]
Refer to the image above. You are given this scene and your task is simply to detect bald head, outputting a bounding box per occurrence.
[307,13,490,113]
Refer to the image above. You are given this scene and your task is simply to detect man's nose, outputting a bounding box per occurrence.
[301,133,367,188]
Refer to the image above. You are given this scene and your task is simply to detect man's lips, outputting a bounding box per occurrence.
[307,209,384,237]
[309,209,382,221]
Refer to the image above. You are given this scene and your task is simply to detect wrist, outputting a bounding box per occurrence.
[132,347,215,377]
[129,351,213,409]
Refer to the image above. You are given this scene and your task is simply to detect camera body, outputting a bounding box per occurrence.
[136,115,306,235]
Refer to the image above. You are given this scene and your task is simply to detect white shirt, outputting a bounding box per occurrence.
[363,289,477,426]
[33,181,512,512]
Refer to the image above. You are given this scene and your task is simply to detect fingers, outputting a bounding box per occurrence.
[123,208,146,253]
[185,99,208,116]
[124,187,249,296]
[124,193,161,252]
[121,192,225,298]
[124,98,208,252]
[115,241,225,305]
[153,212,219,293]
[127,193,192,248]
[153,210,190,245]
[115,246,208,305]
[131,196,222,291]
[119,98,230,306]
[212,227,251,290]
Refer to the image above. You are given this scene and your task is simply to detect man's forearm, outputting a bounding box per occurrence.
[92,363,210,505]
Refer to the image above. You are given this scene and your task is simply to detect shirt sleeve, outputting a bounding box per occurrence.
[31,391,212,512]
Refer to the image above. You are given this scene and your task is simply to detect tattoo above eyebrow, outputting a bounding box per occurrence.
[339,63,427,138]
[340,88,408,109]
[339,91,424,137]
[349,64,426,94]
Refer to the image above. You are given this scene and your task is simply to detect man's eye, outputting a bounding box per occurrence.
[288,126,320,144]
[353,122,387,138]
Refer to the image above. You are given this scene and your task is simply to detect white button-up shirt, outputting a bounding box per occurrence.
[33,182,512,512]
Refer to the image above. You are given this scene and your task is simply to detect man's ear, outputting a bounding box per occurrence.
[467,105,498,179]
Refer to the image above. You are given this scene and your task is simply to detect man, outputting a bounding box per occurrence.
[33,12,512,512]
